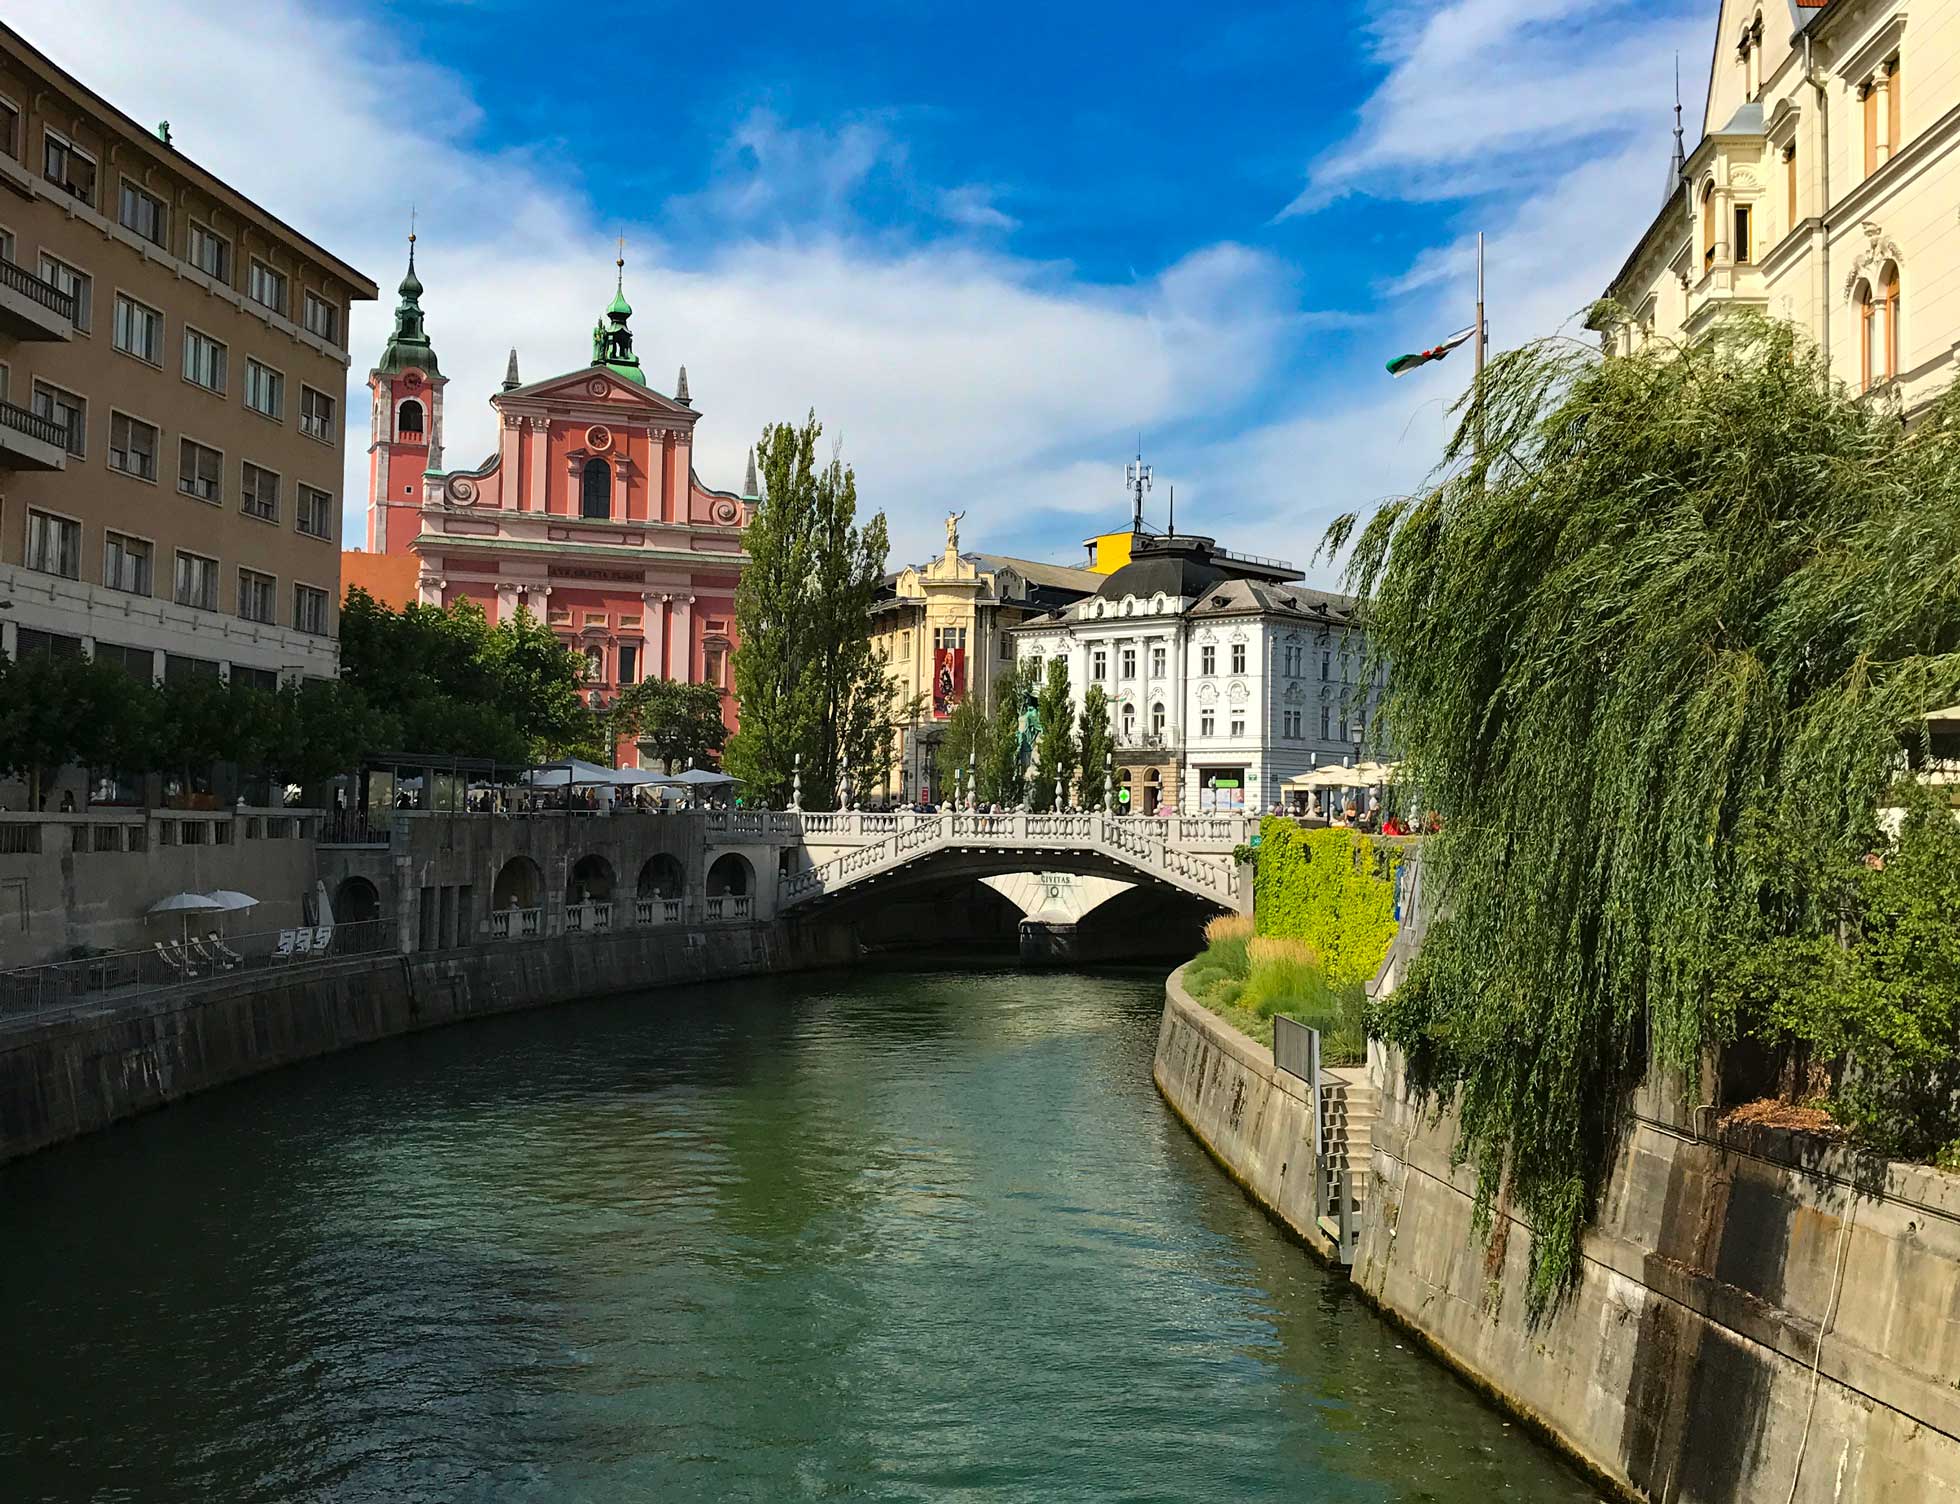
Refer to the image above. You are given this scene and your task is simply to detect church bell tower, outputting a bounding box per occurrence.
[366,232,448,555]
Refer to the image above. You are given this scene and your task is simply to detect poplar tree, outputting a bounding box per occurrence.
[726,412,896,807]
[984,660,1032,807]
[1076,684,1113,810]
[1030,658,1077,811]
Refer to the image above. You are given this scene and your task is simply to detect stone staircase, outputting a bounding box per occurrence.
[1316,1066,1380,1256]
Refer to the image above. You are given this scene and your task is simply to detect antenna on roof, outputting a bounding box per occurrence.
[1125,444,1152,535]
[1167,483,1175,538]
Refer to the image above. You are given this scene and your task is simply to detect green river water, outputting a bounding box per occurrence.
[0,967,1597,1502]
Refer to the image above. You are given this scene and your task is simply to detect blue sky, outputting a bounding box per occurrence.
[45,0,1708,579]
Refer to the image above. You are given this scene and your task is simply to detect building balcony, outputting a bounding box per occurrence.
[0,398,68,471]
[0,257,78,341]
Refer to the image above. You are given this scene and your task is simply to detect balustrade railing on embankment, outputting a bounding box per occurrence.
[0,918,399,1027]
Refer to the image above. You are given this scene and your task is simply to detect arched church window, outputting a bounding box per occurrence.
[397,399,424,438]
[581,457,612,520]
[1860,262,1900,391]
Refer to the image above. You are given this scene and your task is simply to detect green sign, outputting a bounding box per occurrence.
[1210,778,1241,789]
[1118,787,1131,804]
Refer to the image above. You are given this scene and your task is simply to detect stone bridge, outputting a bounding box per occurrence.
[784,811,1256,914]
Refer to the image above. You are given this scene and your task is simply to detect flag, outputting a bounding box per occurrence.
[1386,326,1476,377]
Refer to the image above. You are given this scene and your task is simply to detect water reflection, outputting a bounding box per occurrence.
[0,967,1595,1502]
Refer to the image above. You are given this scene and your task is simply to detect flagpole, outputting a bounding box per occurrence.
[1474,231,1485,378]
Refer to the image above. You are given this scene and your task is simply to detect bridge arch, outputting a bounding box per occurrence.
[492,856,544,910]
[568,854,616,904]
[706,853,753,897]
[637,853,685,899]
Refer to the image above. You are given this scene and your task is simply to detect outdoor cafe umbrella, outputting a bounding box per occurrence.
[670,769,739,785]
[205,890,260,915]
[147,891,223,943]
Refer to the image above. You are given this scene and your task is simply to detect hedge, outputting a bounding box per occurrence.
[1251,816,1400,988]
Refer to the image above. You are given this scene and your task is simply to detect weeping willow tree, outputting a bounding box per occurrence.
[1331,316,1960,1311]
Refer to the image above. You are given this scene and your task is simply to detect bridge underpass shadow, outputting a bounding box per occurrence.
[1029,882,1217,967]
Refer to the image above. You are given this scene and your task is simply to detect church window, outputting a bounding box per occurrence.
[581,456,612,519]
[396,399,423,438]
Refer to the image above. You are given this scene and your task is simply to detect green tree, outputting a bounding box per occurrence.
[982,660,1032,807]
[726,412,896,806]
[608,678,727,772]
[936,686,988,804]
[1077,683,1113,810]
[1331,314,1960,1310]
[1029,658,1077,812]
[0,653,152,807]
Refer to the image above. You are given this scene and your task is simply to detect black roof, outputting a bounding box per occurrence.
[1096,535,1231,601]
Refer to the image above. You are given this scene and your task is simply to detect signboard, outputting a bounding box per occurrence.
[932,646,966,719]
[1118,786,1131,805]
[548,565,645,582]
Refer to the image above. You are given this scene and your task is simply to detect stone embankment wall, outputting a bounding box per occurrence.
[1357,1049,1960,1504]
[0,920,853,1164]
[1151,966,1369,1265]
[1154,966,1960,1504]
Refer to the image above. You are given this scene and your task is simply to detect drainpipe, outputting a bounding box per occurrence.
[1804,29,1831,365]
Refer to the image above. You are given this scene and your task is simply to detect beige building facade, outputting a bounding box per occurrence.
[0,22,376,688]
[1599,0,1957,416]
[868,516,1103,803]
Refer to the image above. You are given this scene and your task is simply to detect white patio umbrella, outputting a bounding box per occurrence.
[148,891,223,943]
[204,890,260,913]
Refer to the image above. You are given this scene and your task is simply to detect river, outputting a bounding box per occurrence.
[0,967,1596,1501]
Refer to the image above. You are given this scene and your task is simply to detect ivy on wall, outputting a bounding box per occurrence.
[1252,816,1400,989]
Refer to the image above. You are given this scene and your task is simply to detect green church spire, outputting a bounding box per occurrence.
[590,239,647,386]
[376,230,440,376]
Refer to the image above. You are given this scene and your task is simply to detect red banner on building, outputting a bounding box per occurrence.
[932,646,966,719]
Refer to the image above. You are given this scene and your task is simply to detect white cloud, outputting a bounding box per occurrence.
[38,0,1301,567]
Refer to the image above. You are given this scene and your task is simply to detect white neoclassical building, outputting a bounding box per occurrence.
[1597,0,1959,416]
[1007,534,1380,813]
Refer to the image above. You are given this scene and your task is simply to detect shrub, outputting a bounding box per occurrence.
[1252,818,1399,988]
[1204,913,1254,945]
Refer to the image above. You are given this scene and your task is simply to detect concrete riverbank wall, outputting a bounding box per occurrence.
[1153,972,1960,1504]
[0,920,854,1164]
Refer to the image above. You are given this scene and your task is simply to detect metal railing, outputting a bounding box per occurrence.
[0,917,398,1025]
[0,397,71,449]
[0,256,77,321]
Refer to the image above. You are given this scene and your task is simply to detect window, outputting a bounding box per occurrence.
[31,381,86,456]
[1860,263,1900,391]
[581,456,612,519]
[302,291,339,343]
[94,641,155,682]
[113,294,163,363]
[164,651,221,683]
[104,532,152,595]
[174,551,219,610]
[705,646,727,688]
[42,129,95,205]
[1320,706,1331,740]
[0,96,16,159]
[248,258,287,314]
[1091,648,1107,681]
[999,634,1012,661]
[1028,655,1043,680]
[1200,710,1215,737]
[188,222,230,282]
[397,399,424,438]
[1231,642,1246,674]
[1783,143,1798,228]
[297,485,333,539]
[1121,645,1137,678]
[1151,702,1166,735]
[37,254,90,331]
[1889,57,1902,153]
[1230,714,1246,738]
[1339,714,1352,743]
[1701,183,1716,270]
[183,328,227,392]
[244,359,283,419]
[294,584,329,636]
[14,627,83,660]
[1732,204,1752,266]
[1321,650,1331,681]
[1121,703,1136,738]
[241,461,280,521]
[108,413,159,481]
[179,438,222,502]
[582,645,604,682]
[238,568,277,624]
[0,227,11,265]
[618,643,638,685]
[299,386,335,441]
[26,509,80,578]
[1201,644,1216,676]
[117,180,167,246]
[1151,644,1166,677]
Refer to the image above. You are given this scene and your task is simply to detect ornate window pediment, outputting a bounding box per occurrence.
[1227,681,1250,702]
[1197,682,1219,704]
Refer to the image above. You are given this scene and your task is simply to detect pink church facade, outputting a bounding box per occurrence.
[356,245,753,760]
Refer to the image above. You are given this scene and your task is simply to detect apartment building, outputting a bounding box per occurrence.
[1598,0,1958,416]
[0,21,376,690]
